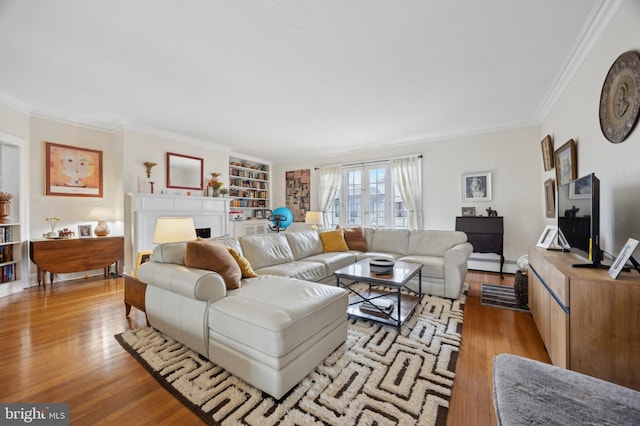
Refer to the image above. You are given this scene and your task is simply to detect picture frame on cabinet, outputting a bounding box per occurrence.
[134,250,153,277]
[461,207,476,217]
[45,142,103,197]
[608,238,639,279]
[536,225,559,249]
[78,224,92,238]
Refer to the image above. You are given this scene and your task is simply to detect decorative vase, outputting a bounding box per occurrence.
[514,270,529,309]
[46,231,58,239]
[0,201,9,224]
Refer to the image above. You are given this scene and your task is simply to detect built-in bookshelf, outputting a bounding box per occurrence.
[228,157,270,215]
[0,223,23,284]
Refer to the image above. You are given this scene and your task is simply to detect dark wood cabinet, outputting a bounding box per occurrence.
[455,216,504,277]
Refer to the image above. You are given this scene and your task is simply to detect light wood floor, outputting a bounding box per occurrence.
[0,271,549,425]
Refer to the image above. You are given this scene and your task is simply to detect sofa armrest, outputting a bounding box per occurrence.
[137,261,227,302]
[442,242,474,298]
[445,242,474,264]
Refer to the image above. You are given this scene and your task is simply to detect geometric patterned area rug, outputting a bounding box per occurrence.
[115,286,466,426]
[481,283,529,313]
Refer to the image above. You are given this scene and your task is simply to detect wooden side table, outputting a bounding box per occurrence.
[123,273,149,325]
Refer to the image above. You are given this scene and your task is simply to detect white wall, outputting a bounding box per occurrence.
[541,0,640,259]
[273,124,544,273]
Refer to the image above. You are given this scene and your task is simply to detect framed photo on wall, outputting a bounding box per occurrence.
[544,179,555,218]
[45,142,103,197]
[461,171,492,202]
[541,135,554,171]
[554,139,577,186]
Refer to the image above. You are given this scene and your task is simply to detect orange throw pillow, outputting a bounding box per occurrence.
[227,247,258,278]
[319,229,349,252]
[185,240,241,289]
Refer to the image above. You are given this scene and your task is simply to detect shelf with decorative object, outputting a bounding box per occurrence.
[0,223,24,285]
[228,157,270,213]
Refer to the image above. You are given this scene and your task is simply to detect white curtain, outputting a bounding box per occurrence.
[318,165,342,228]
[391,156,423,230]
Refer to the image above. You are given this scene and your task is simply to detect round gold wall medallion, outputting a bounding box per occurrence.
[599,51,640,143]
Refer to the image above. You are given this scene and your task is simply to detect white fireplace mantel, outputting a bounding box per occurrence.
[128,193,229,267]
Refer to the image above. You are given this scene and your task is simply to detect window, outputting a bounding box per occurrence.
[328,163,407,229]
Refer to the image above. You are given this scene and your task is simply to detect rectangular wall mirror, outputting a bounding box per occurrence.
[166,152,203,190]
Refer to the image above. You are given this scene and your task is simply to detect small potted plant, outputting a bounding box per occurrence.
[219,187,229,197]
[45,217,61,238]
[0,192,12,224]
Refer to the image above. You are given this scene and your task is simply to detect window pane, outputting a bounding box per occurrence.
[346,170,362,225]
[368,168,386,227]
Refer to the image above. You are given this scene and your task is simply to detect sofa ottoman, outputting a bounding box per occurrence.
[207,275,349,399]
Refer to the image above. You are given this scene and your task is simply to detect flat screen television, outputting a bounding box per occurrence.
[557,172,603,267]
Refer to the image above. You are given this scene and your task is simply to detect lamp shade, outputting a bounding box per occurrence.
[305,211,323,226]
[152,217,197,244]
[87,205,115,221]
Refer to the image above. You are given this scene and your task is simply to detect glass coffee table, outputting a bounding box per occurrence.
[334,259,422,329]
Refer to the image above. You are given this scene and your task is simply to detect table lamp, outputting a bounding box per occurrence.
[152,217,197,244]
[305,211,324,230]
[87,205,115,236]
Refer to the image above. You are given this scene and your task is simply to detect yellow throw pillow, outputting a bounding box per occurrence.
[319,229,349,252]
[185,240,242,289]
[227,247,258,278]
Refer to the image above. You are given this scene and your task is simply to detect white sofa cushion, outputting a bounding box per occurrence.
[285,230,324,260]
[255,261,327,282]
[208,275,348,358]
[151,242,187,265]
[303,251,358,274]
[209,236,244,255]
[408,230,468,256]
[399,254,445,279]
[240,234,295,269]
[370,229,410,254]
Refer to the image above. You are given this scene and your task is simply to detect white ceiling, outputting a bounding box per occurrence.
[0,0,611,163]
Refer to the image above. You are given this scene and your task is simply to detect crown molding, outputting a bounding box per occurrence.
[536,0,624,120]
[123,122,232,153]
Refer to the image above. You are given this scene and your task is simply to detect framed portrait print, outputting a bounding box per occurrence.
[134,250,153,277]
[536,225,559,249]
[541,135,554,171]
[77,224,92,238]
[461,207,476,217]
[544,179,555,218]
[45,142,103,197]
[461,171,491,202]
[554,139,577,186]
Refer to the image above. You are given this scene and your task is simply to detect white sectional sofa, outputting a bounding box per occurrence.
[137,227,472,398]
